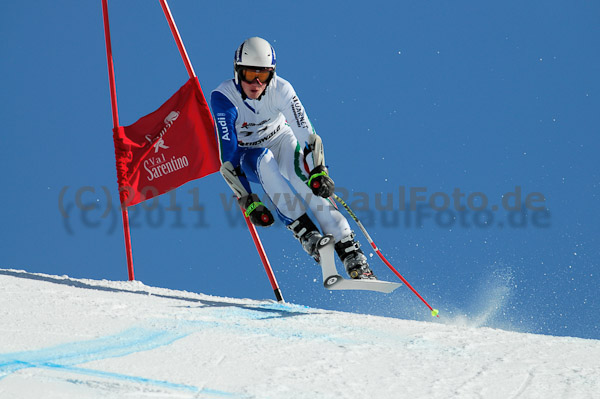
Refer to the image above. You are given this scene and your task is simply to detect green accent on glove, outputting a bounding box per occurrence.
[245,201,264,217]
[308,170,328,187]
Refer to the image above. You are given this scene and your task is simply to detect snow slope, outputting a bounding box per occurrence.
[0,269,598,399]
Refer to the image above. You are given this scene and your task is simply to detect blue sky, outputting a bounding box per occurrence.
[1,0,598,339]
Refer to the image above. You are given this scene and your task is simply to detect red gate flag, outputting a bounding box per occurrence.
[113,77,220,206]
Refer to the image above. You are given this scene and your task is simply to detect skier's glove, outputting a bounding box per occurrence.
[238,193,274,227]
[308,165,335,198]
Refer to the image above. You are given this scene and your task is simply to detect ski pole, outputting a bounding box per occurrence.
[333,194,439,317]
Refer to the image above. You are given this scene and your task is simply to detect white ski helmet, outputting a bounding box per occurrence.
[234,37,277,86]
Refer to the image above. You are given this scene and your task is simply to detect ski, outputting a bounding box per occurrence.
[316,235,402,294]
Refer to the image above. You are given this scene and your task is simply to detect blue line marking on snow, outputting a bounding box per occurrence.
[0,302,333,397]
[0,327,186,377]
[0,326,247,398]
[36,362,199,392]
[43,363,242,397]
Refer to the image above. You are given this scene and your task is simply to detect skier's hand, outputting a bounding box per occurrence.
[308,165,335,198]
[238,193,274,227]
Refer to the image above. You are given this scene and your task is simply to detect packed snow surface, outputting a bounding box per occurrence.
[1,268,598,398]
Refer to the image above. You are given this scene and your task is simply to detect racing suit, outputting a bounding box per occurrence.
[210,76,351,241]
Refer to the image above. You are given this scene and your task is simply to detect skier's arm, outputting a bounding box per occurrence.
[277,80,315,151]
[211,90,240,166]
[305,134,335,198]
[220,161,273,226]
[211,90,273,226]
[306,133,325,169]
[219,161,248,198]
[211,90,249,197]
[277,81,335,198]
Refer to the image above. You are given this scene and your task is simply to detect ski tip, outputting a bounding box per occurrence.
[431,309,440,318]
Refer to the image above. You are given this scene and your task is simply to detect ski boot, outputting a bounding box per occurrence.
[335,233,376,280]
[288,213,323,262]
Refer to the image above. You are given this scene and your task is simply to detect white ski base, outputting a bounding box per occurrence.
[316,235,402,294]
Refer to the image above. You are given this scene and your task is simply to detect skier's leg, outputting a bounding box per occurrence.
[273,133,350,240]
[287,213,323,262]
[240,147,306,224]
[294,182,375,279]
[333,232,375,279]
[273,134,376,278]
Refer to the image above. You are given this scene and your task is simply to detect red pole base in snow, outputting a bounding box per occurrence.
[121,208,135,281]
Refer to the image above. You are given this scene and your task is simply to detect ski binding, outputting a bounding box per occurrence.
[316,235,401,294]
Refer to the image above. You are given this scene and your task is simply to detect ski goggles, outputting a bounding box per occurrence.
[240,67,273,83]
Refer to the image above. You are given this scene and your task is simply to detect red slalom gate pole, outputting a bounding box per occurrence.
[158,0,283,302]
[101,0,135,281]
[158,0,196,78]
[333,194,439,317]
[242,210,284,302]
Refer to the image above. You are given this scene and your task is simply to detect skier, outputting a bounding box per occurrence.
[211,37,376,280]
